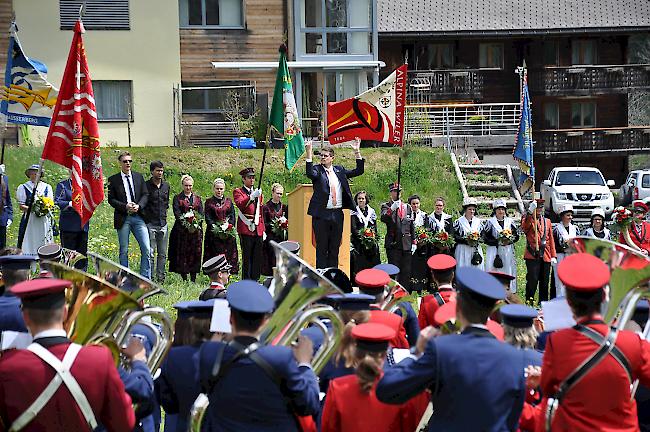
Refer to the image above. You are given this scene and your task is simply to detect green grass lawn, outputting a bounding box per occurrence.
[6,144,534,315]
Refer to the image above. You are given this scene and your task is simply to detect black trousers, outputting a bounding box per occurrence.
[525,258,551,305]
[312,209,344,269]
[387,248,412,291]
[0,225,6,250]
[60,230,89,271]
[240,234,263,281]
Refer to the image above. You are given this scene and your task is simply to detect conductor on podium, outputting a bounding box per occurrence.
[305,138,364,269]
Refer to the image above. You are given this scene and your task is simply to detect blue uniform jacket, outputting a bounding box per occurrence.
[395,301,420,347]
[55,179,89,232]
[119,361,155,431]
[376,327,536,432]
[197,337,320,432]
[158,344,202,432]
[0,175,13,226]
[0,293,27,333]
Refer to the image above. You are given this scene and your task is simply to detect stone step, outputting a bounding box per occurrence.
[466,181,512,190]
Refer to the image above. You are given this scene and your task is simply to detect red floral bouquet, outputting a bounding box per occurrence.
[358,227,378,251]
[415,226,433,246]
[270,216,289,240]
[611,206,636,229]
[432,231,455,249]
[181,210,203,233]
[212,220,236,239]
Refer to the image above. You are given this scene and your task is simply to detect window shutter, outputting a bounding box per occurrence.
[60,0,130,30]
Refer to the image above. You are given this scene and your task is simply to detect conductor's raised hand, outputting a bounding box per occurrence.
[352,137,362,157]
[305,139,313,159]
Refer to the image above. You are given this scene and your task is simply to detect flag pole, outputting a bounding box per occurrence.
[253,125,269,226]
[396,151,402,200]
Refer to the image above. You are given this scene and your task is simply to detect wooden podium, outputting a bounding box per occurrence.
[287,184,351,276]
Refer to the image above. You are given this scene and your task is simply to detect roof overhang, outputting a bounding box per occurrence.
[379,26,650,38]
[211,60,386,71]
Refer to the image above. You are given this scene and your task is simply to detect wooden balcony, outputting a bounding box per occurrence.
[407,69,483,103]
[529,64,650,96]
[535,126,650,155]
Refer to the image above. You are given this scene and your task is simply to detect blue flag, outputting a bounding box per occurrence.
[0,25,58,126]
[513,72,534,194]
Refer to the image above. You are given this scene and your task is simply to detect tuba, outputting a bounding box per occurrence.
[380,278,412,317]
[543,235,650,426]
[190,240,345,432]
[42,257,173,373]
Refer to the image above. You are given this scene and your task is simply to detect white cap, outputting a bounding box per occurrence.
[463,197,478,207]
[558,204,574,215]
[590,207,605,219]
[492,198,507,210]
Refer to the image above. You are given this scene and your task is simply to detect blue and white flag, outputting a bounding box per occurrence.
[0,25,58,126]
[513,70,534,194]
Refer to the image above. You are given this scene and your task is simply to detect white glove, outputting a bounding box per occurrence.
[6,219,11,227]
[68,201,73,209]
[411,244,417,254]
[550,257,557,265]
[0,164,5,175]
[250,188,262,199]
[528,201,537,213]
[391,200,401,211]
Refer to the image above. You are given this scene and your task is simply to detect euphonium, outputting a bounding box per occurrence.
[566,236,650,395]
[380,278,412,317]
[42,258,173,374]
[189,240,345,431]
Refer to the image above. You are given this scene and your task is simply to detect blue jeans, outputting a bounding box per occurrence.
[117,214,151,278]
[147,223,169,282]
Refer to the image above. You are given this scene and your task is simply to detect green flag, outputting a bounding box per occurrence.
[269,47,305,171]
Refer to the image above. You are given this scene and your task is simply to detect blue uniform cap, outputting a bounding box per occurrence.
[326,293,375,311]
[226,280,274,313]
[185,299,216,318]
[500,304,538,328]
[373,263,400,277]
[130,323,157,356]
[0,255,37,270]
[456,267,505,301]
[319,267,352,293]
[173,300,194,319]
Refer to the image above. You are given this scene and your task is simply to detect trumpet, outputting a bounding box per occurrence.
[42,257,173,374]
[190,240,344,431]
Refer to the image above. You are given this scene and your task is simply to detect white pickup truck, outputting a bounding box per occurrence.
[541,167,615,220]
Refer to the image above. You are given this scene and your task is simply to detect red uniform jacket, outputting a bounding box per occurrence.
[537,317,650,432]
[321,374,428,432]
[418,285,456,329]
[619,221,650,254]
[521,213,556,262]
[0,342,135,432]
[369,310,409,349]
[233,186,265,237]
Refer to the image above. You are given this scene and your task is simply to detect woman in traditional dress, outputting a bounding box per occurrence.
[620,200,650,253]
[428,196,453,256]
[408,194,431,292]
[261,183,288,276]
[582,207,610,240]
[483,199,519,293]
[551,204,577,298]
[350,191,380,281]
[453,197,485,269]
[168,175,204,282]
[16,164,54,255]
[203,178,239,275]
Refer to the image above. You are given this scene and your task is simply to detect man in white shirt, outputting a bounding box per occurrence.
[305,138,364,269]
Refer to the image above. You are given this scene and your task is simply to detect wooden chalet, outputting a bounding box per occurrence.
[378,0,650,184]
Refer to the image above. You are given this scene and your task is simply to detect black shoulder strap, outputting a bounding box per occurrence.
[433,292,445,307]
[575,325,632,383]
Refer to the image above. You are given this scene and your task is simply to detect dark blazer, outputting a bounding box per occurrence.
[0,175,12,227]
[306,159,364,218]
[107,171,149,229]
[380,202,414,251]
[55,179,89,232]
[376,326,536,432]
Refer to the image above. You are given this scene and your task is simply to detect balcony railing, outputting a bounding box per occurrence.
[406,103,521,140]
[529,64,650,95]
[536,126,650,155]
[407,69,484,103]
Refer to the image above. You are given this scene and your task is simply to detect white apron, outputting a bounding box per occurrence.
[17,182,54,256]
[583,227,611,241]
[454,215,484,270]
[553,223,578,298]
[485,217,517,293]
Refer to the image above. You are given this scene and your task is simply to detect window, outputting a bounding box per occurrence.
[571,102,596,128]
[181,81,254,113]
[479,43,504,69]
[543,41,558,66]
[572,40,596,65]
[60,0,129,30]
[299,0,372,55]
[417,44,454,69]
[93,81,133,121]
[543,103,559,129]
[642,174,650,188]
[556,170,605,186]
[179,0,243,27]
